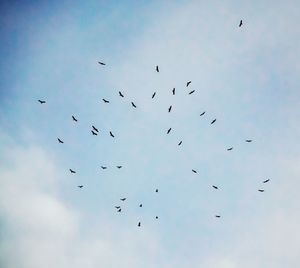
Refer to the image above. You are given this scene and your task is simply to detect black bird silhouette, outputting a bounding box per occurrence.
[172,88,175,95]
[101,166,107,169]
[156,216,158,219]
[186,81,191,87]
[211,119,216,124]
[167,128,172,134]
[98,61,106,65]
[156,65,159,72]
[117,208,121,212]
[92,126,99,132]
[227,147,233,151]
[263,179,270,183]
[178,141,182,146]
[119,91,124,97]
[192,169,197,173]
[116,166,122,169]
[131,102,137,108]
[212,185,219,189]
[57,138,64,143]
[69,169,76,174]
[38,100,46,104]
[120,198,126,201]
[245,140,252,142]
[200,111,206,116]
[115,206,120,209]
[215,215,221,218]
[91,130,98,135]
[138,222,141,227]
[155,189,159,193]
[239,20,243,27]
[102,98,109,103]
[258,189,265,192]
[139,204,142,207]
[72,115,78,122]
[78,185,83,188]
[109,131,115,138]
[152,92,156,98]
[189,90,195,95]
[168,105,172,112]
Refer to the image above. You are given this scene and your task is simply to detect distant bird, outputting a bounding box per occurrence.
[77,185,83,188]
[211,119,216,124]
[258,189,265,192]
[98,61,106,65]
[102,98,109,103]
[212,185,219,190]
[215,215,221,218]
[116,166,122,169]
[172,88,175,95]
[156,216,158,219]
[131,102,137,108]
[101,166,107,169]
[38,100,46,104]
[139,204,142,207]
[155,189,159,193]
[91,130,98,135]
[167,128,172,134]
[227,147,233,151]
[189,90,195,95]
[72,115,78,122]
[152,92,156,99]
[115,206,120,209]
[168,105,172,112]
[192,169,197,173]
[178,141,182,146]
[138,222,141,227]
[200,111,206,116]
[57,138,64,143]
[119,91,124,97]
[117,208,121,212]
[245,140,252,142]
[156,65,159,72]
[109,131,115,138]
[186,81,191,87]
[69,169,76,174]
[120,198,126,201]
[263,179,270,183]
[92,126,99,132]
[239,20,243,27]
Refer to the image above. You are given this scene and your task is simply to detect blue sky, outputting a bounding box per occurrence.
[1,1,300,267]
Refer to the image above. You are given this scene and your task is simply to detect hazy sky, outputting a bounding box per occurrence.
[1,1,300,267]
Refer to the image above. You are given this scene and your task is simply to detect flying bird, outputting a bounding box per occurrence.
[115,206,120,209]
[189,90,195,95]
[156,65,159,72]
[101,166,107,169]
[120,198,126,201]
[215,215,221,218]
[92,126,99,132]
[77,185,83,188]
[168,105,172,112]
[211,119,216,124]
[131,102,137,108]
[178,141,182,146]
[138,222,141,227]
[192,169,197,173]
[102,98,109,103]
[186,81,191,87]
[263,179,270,183]
[69,169,76,174]
[172,88,175,95]
[167,128,172,134]
[258,189,265,192]
[117,208,121,212]
[116,166,122,169]
[119,91,124,97]
[109,131,115,138]
[139,204,142,207]
[239,20,243,27]
[200,111,206,116]
[152,92,156,98]
[72,115,78,122]
[57,138,64,143]
[245,140,252,142]
[155,189,159,193]
[156,216,158,219]
[91,130,98,135]
[212,185,219,190]
[227,147,233,151]
[38,100,46,104]
[98,61,106,65]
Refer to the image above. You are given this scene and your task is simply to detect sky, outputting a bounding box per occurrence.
[1,0,300,267]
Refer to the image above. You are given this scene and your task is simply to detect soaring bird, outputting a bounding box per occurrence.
[263,179,270,183]
[156,65,159,72]
[116,166,122,169]
[152,92,156,99]
[239,20,243,27]
[258,189,265,192]
[178,141,182,146]
[189,90,195,95]
[211,119,216,124]
[192,169,197,173]
[139,204,142,207]
[101,166,107,169]
[78,185,83,188]
[200,111,206,116]
[212,185,219,189]
[156,216,158,219]
[102,98,109,103]
[138,222,141,227]
[38,100,46,104]
[109,131,115,138]
[119,91,124,97]
[91,130,98,135]
[72,115,78,122]
[155,189,159,193]
[117,208,121,212]
[115,206,120,209]
[131,102,137,108]
[167,128,172,134]
[172,88,175,95]
[227,147,233,151]
[186,81,191,87]
[57,138,64,143]
[215,215,221,218]
[69,169,76,174]
[168,105,172,112]
[92,126,99,132]
[98,61,106,65]
[245,139,252,142]
[120,198,126,201]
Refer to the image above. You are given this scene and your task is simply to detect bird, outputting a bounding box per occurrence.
[119,91,124,97]
[168,105,172,112]
[227,147,233,151]
[117,208,121,212]
[115,206,120,209]
[178,141,182,146]
[245,139,252,142]
[215,215,221,218]
[120,198,126,201]
[98,61,106,65]
[109,131,115,138]
[91,130,98,135]
[155,189,159,193]
[200,111,206,116]
[101,166,107,169]
[38,100,46,104]
[156,65,159,72]
[102,98,109,103]
[192,169,197,173]
[92,126,99,132]
[116,166,122,169]
[138,222,141,227]
[189,90,195,95]
[155,216,158,219]
[258,189,265,192]
[57,138,64,143]
[152,92,156,98]
[263,179,270,183]
[172,88,175,95]
[72,115,78,122]
[131,102,137,108]
[139,204,142,207]
[77,185,83,188]
[186,81,191,87]
[212,185,219,189]
[69,169,76,174]
[167,128,172,134]
[239,20,243,27]
[211,119,216,124]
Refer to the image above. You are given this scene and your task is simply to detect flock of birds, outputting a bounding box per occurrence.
[37,19,271,226]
